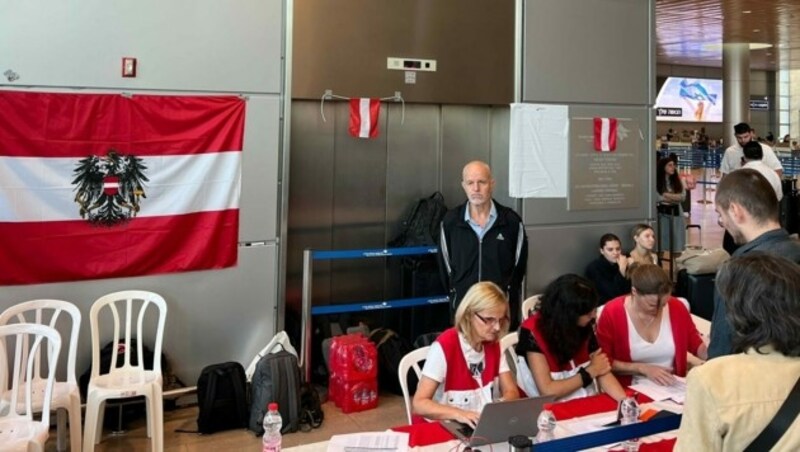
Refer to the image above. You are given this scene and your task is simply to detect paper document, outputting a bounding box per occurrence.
[629,376,687,403]
[327,431,409,452]
[509,103,569,198]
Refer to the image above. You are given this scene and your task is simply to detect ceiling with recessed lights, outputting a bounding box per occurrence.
[656,0,800,70]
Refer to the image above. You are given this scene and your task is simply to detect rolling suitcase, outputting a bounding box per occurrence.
[675,269,715,321]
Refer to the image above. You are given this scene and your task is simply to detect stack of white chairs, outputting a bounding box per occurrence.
[0,300,82,452]
[0,323,62,451]
[82,290,167,452]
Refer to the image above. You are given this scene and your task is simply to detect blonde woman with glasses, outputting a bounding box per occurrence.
[413,281,519,427]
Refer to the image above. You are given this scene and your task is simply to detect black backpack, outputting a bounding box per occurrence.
[298,382,324,431]
[368,328,413,395]
[389,192,448,248]
[248,349,301,435]
[195,362,249,434]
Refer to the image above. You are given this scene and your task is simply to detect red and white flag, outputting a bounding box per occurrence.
[349,98,380,138]
[0,91,246,285]
[593,117,618,152]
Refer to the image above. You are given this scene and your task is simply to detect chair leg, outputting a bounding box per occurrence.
[151,385,164,452]
[83,396,102,452]
[57,408,67,451]
[95,400,106,445]
[69,393,83,452]
[145,396,153,438]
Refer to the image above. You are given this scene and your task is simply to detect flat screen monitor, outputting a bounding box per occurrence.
[655,77,723,123]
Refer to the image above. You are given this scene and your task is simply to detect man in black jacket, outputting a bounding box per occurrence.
[438,161,528,327]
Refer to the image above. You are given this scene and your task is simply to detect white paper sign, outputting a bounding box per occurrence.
[509,103,569,198]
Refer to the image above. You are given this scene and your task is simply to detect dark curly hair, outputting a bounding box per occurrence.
[538,274,599,365]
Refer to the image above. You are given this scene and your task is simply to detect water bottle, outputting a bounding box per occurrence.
[262,402,282,452]
[620,396,640,452]
[534,405,556,443]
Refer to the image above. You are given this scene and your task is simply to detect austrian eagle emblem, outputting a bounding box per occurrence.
[72,150,149,226]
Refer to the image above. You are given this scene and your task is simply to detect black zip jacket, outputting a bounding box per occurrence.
[437,199,528,324]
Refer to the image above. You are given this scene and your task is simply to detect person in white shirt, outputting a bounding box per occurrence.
[720,122,783,178]
[741,141,783,202]
[720,123,783,254]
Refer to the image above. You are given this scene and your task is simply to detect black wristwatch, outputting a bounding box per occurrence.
[578,367,593,388]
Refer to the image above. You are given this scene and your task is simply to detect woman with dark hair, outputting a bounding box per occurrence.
[597,264,706,386]
[585,233,631,304]
[676,253,800,451]
[656,156,686,252]
[515,274,626,402]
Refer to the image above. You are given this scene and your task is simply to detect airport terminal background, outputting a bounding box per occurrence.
[3,0,800,450]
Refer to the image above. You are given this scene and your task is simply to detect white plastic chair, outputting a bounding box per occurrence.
[500,332,518,363]
[0,300,82,452]
[499,332,519,392]
[397,346,430,425]
[83,290,167,452]
[0,323,62,452]
[521,294,541,320]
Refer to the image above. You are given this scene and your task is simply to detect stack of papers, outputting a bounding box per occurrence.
[629,376,687,404]
[326,431,409,452]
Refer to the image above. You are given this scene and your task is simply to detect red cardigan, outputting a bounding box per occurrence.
[596,295,703,386]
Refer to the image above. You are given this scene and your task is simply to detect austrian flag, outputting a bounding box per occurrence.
[349,98,380,138]
[0,91,246,285]
[593,117,618,152]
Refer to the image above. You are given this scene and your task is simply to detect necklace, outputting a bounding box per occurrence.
[629,296,657,328]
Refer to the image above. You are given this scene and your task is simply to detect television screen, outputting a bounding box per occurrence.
[655,77,723,123]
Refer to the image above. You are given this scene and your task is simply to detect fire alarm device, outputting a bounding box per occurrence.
[122,57,137,77]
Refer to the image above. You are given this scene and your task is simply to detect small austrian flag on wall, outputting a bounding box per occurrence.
[593,117,618,152]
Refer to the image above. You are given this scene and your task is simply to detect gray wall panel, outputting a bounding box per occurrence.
[441,106,492,208]
[489,107,514,208]
[331,103,389,303]
[292,0,514,105]
[525,222,641,294]
[523,0,651,105]
[0,0,282,93]
[287,101,336,309]
[386,104,442,241]
[240,95,281,242]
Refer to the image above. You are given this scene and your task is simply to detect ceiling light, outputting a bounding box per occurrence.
[703,43,773,51]
[743,10,751,14]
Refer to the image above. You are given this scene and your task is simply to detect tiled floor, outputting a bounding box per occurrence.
[50,393,407,451]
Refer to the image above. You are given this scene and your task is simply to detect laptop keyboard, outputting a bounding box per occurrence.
[457,423,475,437]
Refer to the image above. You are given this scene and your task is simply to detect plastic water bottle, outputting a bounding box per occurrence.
[262,402,282,452]
[620,396,640,452]
[534,405,556,443]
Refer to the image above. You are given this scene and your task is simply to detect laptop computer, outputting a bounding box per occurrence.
[441,395,555,446]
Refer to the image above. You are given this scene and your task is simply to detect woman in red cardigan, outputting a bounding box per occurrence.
[596,264,707,386]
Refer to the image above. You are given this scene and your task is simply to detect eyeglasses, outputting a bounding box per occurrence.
[474,312,509,328]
